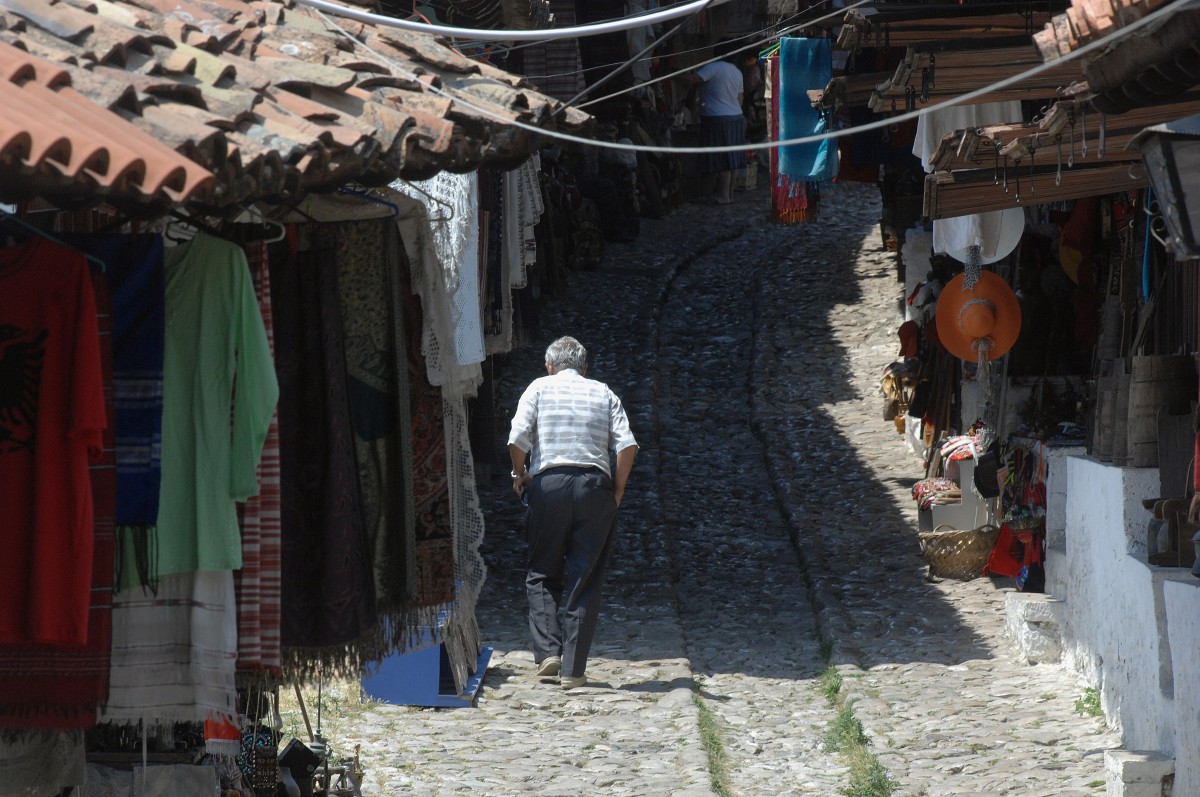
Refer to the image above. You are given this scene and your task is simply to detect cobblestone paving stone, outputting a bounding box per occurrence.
[309,181,1119,796]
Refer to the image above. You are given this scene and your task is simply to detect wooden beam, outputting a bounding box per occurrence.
[927,94,1200,170]
[869,45,1082,110]
[924,162,1148,219]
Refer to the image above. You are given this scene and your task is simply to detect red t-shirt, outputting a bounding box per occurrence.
[0,237,106,645]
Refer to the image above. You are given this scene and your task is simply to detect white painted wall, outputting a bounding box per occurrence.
[1165,580,1200,796]
[1054,455,1200,788]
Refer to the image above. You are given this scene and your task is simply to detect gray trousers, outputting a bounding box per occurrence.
[524,466,618,678]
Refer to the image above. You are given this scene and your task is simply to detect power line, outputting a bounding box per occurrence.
[314,1,1180,157]
[297,0,717,41]
[519,4,816,81]
[572,0,871,111]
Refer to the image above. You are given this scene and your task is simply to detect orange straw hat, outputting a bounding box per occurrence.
[935,270,1022,362]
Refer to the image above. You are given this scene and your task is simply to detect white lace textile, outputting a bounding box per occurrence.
[389,180,488,695]
[0,731,85,795]
[488,156,545,355]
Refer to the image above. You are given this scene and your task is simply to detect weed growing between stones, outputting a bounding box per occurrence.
[819,667,843,703]
[1075,687,1102,718]
[821,669,897,797]
[692,676,733,797]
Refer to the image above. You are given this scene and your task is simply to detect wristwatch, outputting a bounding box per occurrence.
[511,469,526,479]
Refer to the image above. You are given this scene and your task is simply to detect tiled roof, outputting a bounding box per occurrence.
[0,0,591,214]
[1033,0,1200,114]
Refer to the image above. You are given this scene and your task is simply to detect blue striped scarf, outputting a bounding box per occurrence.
[66,234,164,588]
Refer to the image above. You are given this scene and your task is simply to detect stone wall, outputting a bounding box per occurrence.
[1054,454,1200,792]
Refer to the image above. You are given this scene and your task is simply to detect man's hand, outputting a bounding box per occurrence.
[1189,492,1200,524]
[513,473,531,497]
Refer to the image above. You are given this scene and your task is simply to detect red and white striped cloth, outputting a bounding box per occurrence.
[236,241,282,675]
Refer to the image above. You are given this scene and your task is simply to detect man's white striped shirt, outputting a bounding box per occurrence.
[508,368,637,478]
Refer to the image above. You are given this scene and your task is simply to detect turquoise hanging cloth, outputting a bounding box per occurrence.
[778,38,838,183]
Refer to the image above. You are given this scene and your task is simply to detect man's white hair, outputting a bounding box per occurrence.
[545,336,588,371]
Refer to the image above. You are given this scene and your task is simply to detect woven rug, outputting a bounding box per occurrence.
[236,241,283,677]
[272,234,377,676]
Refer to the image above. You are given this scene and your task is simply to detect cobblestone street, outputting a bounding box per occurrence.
[321,181,1120,796]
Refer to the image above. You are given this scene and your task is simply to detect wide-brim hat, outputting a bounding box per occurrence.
[935,270,1022,362]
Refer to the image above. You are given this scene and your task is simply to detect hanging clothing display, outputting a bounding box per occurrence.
[99,570,238,725]
[396,179,489,693]
[62,233,166,591]
[271,234,378,670]
[236,241,284,676]
[400,251,457,618]
[768,55,820,224]
[487,158,545,354]
[0,237,106,646]
[0,264,113,730]
[521,0,587,103]
[143,233,277,587]
[777,37,837,184]
[393,172,485,393]
[337,220,419,617]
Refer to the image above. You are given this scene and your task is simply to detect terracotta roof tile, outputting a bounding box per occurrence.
[0,0,591,214]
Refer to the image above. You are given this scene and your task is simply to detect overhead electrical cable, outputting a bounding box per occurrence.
[573,0,873,110]
[314,0,1179,157]
[554,1,714,114]
[519,4,816,81]
[297,0,718,41]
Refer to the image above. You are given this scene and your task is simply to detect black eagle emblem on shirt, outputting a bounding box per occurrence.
[0,324,47,454]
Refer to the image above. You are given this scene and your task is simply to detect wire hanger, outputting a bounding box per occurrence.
[336,186,403,219]
[0,208,107,272]
[168,209,225,239]
[238,204,287,243]
[391,179,455,221]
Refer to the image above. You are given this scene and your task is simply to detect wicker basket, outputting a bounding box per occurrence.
[918,524,1000,579]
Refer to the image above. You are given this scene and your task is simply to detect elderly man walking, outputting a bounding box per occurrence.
[507,336,638,690]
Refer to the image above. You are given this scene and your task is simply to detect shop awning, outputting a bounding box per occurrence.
[0,0,591,215]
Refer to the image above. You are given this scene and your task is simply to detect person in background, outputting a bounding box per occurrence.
[507,336,639,691]
[691,39,747,204]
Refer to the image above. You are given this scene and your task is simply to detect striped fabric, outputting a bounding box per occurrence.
[520,0,586,103]
[507,368,637,477]
[236,241,283,675]
[99,570,239,725]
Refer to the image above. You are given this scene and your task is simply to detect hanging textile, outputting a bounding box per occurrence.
[99,570,238,725]
[400,253,456,618]
[521,0,587,103]
[0,263,113,730]
[271,234,377,674]
[393,182,489,693]
[487,157,544,355]
[392,171,485,393]
[0,732,86,795]
[778,37,837,183]
[62,233,165,592]
[236,241,283,676]
[336,220,418,619]
[768,55,818,224]
[0,238,106,646]
[140,233,277,589]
